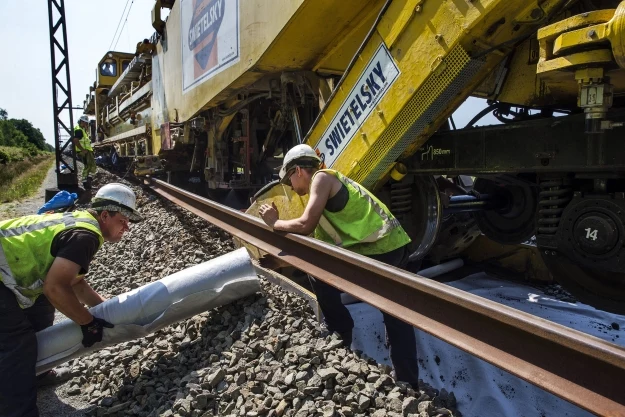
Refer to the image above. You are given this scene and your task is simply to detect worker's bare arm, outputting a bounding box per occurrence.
[273,172,333,235]
[43,257,93,325]
[72,278,106,307]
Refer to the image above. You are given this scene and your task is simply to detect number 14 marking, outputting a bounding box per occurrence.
[585,228,599,241]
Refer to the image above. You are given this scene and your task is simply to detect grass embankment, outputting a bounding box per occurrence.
[0,146,54,203]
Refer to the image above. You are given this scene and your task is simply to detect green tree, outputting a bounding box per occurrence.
[0,109,49,152]
[10,119,46,150]
[0,122,28,148]
[0,109,28,148]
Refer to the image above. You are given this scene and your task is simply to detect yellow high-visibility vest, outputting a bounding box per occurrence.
[0,211,103,307]
[313,169,411,255]
[74,125,93,151]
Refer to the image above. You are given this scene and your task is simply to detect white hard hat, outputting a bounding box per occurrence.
[92,183,142,222]
[279,144,321,184]
[79,115,89,124]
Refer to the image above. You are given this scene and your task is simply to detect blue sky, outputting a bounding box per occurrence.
[0,0,497,146]
[0,0,156,145]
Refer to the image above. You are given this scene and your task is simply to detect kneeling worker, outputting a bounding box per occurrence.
[259,144,419,388]
[0,183,142,417]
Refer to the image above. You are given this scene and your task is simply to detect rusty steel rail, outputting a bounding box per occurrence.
[145,178,625,417]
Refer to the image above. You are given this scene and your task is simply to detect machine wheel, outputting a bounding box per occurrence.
[473,177,538,244]
[542,253,625,314]
[539,193,625,314]
[427,213,480,263]
[406,176,442,261]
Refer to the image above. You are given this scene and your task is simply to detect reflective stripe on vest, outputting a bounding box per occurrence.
[313,170,406,251]
[74,125,93,151]
[0,211,102,308]
[318,215,343,246]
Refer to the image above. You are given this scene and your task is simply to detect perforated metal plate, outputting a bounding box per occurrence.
[353,45,485,189]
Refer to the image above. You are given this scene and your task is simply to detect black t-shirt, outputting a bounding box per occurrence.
[74,129,84,140]
[50,229,100,274]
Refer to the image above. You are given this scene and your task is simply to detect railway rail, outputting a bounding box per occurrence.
[143,177,625,417]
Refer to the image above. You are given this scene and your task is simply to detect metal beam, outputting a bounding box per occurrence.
[411,110,625,175]
[47,0,77,187]
[146,177,625,416]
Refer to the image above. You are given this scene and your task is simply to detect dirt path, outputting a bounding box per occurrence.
[0,162,58,221]
[0,159,88,221]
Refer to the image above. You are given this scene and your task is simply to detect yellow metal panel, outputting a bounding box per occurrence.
[156,0,305,124]
[537,49,614,74]
[255,0,384,71]
[312,3,383,74]
[553,24,607,55]
[302,0,569,189]
[537,9,615,44]
[378,0,424,48]
[307,0,466,183]
[607,1,625,69]
[155,0,382,126]
[495,38,560,106]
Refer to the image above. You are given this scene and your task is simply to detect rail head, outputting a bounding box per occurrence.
[145,177,625,416]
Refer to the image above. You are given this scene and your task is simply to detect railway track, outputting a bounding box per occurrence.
[142,176,625,417]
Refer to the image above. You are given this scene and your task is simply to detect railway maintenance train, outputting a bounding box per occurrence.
[84,0,625,313]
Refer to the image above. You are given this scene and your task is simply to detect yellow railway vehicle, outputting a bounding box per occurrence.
[87,0,625,313]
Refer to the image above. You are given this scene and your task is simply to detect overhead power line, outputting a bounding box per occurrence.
[112,0,135,51]
[108,0,131,51]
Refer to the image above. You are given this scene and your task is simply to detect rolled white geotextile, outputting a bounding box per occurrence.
[418,258,465,278]
[36,248,259,375]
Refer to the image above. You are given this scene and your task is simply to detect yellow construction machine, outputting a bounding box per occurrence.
[86,0,625,313]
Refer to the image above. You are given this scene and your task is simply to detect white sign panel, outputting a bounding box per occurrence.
[313,44,400,167]
[181,0,240,93]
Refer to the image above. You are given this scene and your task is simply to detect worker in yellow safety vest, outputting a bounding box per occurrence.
[0,183,142,417]
[259,144,420,388]
[73,115,96,189]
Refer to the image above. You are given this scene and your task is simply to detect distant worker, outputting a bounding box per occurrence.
[0,183,142,417]
[73,115,96,189]
[259,144,420,388]
[136,38,155,56]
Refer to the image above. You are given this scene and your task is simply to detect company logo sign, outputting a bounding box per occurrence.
[313,44,400,168]
[181,0,240,93]
[188,0,225,70]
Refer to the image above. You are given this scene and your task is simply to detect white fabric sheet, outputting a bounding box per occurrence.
[36,248,259,375]
[349,273,625,417]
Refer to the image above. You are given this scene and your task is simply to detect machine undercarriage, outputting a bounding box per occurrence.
[86,0,625,313]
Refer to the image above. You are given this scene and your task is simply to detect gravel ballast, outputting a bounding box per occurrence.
[37,171,458,417]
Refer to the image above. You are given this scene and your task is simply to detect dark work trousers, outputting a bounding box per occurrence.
[309,244,420,385]
[0,283,55,417]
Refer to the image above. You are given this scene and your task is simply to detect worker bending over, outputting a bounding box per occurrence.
[259,144,419,388]
[73,115,96,190]
[0,183,142,417]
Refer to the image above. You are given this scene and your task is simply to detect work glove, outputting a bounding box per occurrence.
[81,317,114,347]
